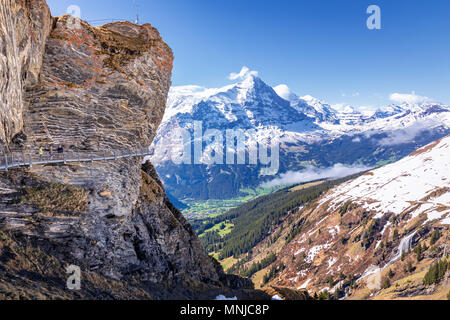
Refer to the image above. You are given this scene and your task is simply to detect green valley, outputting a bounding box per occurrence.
[181,186,282,221]
[190,173,365,272]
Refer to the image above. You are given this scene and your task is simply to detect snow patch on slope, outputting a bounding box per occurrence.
[297,278,312,290]
[320,136,450,220]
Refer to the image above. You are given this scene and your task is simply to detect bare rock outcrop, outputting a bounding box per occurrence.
[0,0,52,145]
[0,0,266,299]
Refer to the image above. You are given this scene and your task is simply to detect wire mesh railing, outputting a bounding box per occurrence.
[86,18,133,26]
[0,148,153,172]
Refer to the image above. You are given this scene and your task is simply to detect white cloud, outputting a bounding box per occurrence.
[389,92,435,105]
[333,104,356,114]
[273,84,297,101]
[331,103,349,112]
[333,103,378,114]
[378,119,438,146]
[341,92,360,98]
[358,106,377,116]
[228,66,259,81]
[262,163,370,188]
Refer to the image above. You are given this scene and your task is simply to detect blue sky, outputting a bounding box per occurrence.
[46,0,450,109]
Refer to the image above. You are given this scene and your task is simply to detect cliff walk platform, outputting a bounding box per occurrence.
[0,148,153,172]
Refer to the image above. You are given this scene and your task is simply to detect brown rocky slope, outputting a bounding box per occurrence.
[0,0,267,299]
[226,137,449,300]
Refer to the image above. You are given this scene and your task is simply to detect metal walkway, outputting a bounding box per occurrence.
[0,148,153,172]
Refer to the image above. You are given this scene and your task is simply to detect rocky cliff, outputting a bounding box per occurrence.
[0,0,266,300]
[0,0,52,146]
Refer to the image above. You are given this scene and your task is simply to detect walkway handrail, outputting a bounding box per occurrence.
[0,147,153,172]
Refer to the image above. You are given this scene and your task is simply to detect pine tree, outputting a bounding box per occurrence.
[415,243,424,262]
[334,288,342,299]
[328,276,334,288]
[393,229,399,240]
[382,277,391,289]
[423,259,449,285]
[388,269,395,279]
[318,290,331,300]
[339,201,352,216]
[406,261,414,273]
[430,229,441,245]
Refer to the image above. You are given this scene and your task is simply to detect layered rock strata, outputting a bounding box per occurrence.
[0,0,265,299]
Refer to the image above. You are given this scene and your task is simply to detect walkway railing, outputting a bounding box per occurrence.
[0,148,153,172]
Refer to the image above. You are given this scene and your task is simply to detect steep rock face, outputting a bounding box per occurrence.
[23,15,173,151]
[0,159,264,299]
[0,0,52,145]
[11,9,179,281]
[0,0,263,299]
[129,161,220,284]
[21,15,174,222]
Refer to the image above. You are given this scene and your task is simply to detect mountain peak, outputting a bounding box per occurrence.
[236,71,260,90]
[228,66,259,82]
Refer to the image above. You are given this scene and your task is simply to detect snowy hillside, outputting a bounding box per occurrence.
[321,135,450,222]
[233,136,450,300]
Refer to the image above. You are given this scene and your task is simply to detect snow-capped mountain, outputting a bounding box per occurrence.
[164,74,309,129]
[151,71,450,200]
[152,73,316,165]
[273,85,338,123]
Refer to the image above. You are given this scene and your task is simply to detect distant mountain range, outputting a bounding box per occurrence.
[151,72,450,201]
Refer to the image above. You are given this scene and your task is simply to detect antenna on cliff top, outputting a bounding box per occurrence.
[133,0,140,25]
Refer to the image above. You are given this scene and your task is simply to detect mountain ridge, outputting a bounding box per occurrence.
[221,136,449,300]
[0,0,267,300]
[151,72,450,201]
